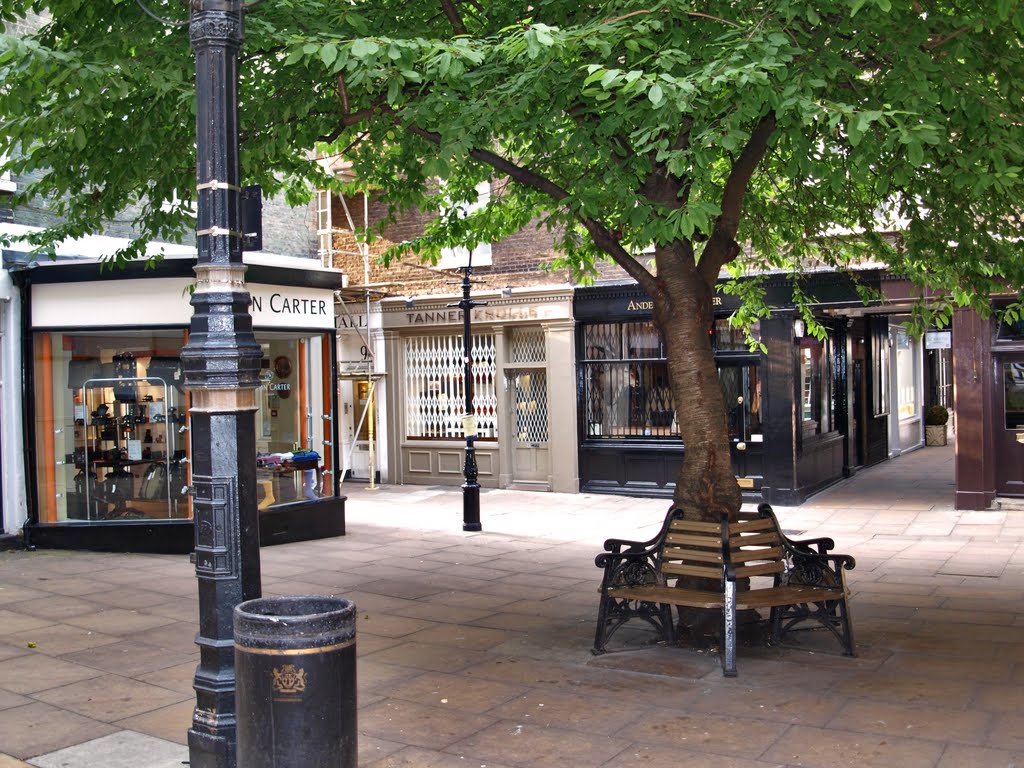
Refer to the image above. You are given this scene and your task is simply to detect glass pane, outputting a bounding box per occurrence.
[582,323,620,361]
[35,331,191,524]
[718,364,763,441]
[509,326,545,363]
[624,322,661,359]
[404,333,497,439]
[255,332,333,510]
[713,319,760,351]
[510,370,548,443]
[1005,362,1024,429]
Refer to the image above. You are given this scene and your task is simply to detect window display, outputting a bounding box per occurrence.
[34,329,336,525]
[34,331,191,524]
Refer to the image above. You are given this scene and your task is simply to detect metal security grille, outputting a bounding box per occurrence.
[405,334,497,439]
[510,370,549,443]
[509,326,546,363]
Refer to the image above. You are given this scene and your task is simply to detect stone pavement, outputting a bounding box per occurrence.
[2,443,1023,767]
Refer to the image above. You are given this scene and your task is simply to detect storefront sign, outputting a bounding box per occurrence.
[389,300,571,328]
[31,278,335,330]
[925,331,951,349]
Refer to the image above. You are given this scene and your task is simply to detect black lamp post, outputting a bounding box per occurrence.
[448,262,484,531]
[184,2,262,767]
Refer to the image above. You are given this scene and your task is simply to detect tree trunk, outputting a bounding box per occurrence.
[654,269,741,522]
[654,262,743,645]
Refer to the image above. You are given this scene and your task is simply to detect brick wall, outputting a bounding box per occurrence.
[327,189,585,297]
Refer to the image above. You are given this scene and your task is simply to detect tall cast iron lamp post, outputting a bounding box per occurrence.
[184,1,263,766]
[448,258,484,531]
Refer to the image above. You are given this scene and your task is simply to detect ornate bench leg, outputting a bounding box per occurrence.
[722,578,737,677]
[593,592,612,655]
[660,603,675,645]
[837,597,856,657]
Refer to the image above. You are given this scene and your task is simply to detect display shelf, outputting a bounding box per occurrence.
[61,375,189,521]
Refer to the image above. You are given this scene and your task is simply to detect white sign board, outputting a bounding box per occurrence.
[32,278,335,330]
[925,331,951,349]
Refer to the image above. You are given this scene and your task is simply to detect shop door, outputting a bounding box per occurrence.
[507,369,549,484]
[996,355,1024,496]
[718,363,764,490]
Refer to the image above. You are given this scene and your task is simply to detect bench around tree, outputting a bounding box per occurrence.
[593,503,856,676]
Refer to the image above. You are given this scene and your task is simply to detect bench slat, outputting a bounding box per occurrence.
[736,585,847,609]
[607,585,724,609]
[728,532,780,547]
[730,546,783,564]
[661,562,723,579]
[662,547,722,564]
[665,532,724,547]
[733,562,786,578]
[668,519,722,533]
[730,518,777,534]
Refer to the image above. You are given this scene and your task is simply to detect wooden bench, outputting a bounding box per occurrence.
[593,503,855,676]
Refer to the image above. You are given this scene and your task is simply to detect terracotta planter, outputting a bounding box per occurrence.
[925,424,948,446]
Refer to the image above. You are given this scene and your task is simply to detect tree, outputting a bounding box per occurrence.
[3,0,1023,525]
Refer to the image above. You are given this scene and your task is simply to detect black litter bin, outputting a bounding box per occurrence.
[234,595,356,768]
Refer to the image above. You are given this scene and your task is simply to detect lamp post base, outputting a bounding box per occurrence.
[462,481,481,532]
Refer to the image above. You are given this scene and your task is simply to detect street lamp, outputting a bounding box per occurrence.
[184,2,262,767]
[448,257,485,531]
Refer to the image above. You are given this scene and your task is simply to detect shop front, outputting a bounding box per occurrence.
[380,286,577,494]
[953,305,1024,508]
[575,282,864,505]
[22,256,345,552]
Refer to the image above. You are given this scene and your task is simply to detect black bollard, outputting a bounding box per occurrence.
[234,596,357,768]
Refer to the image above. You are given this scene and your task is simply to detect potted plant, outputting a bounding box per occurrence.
[925,405,950,446]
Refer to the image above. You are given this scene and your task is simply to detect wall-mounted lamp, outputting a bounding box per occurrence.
[793,318,806,340]
[404,297,417,309]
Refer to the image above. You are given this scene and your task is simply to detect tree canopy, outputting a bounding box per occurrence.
[3,0,1023,514]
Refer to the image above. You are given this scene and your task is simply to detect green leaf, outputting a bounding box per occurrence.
[319,43,338,68]
[350,39,379,59]
[906,141,924,167]
[648,82,664,107]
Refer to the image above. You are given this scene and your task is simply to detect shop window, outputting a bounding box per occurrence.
[33,331,191,524]
[997,315,1024,342]
[871,319,890,416]
[712,319,760,352]
[404,333,497,439]
[254,332,334,510]
[33,329,336,524]
[799,335,834,436]
[510,370,549,443]
[582,319,763,441]
[719,364,763,442]
[1004,362,1024,429]
[895,327,917,420]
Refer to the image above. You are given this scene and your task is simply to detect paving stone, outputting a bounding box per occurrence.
[0,654,104,694]
[761,723,945,768]
[450,720,633,768]
[0,702,116,760]
[27,731,187,768]
[32,675,189,721]
[359,699,498,750]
